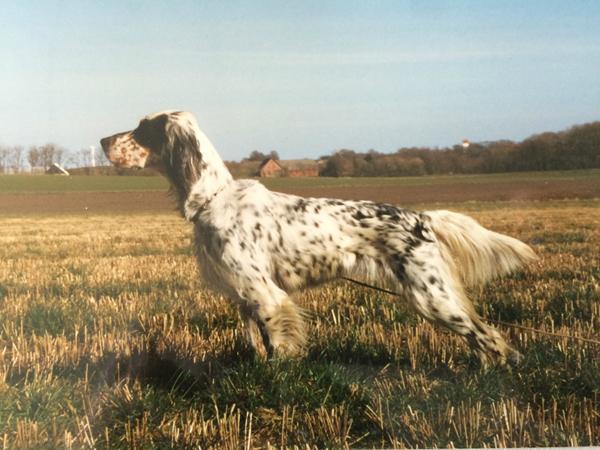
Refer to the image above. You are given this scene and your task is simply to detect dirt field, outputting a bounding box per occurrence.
[1,171,599,215]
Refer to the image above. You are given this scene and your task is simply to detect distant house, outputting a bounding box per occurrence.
[46,163,70,175]
[259,158,319,177]
[259,159,285,177]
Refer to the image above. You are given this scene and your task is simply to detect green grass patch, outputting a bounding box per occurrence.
[0,174,168,192]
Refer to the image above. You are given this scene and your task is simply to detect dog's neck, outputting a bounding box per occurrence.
[178,126,233,221]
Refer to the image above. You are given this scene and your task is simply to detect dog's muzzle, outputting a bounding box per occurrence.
[100,131,150,169]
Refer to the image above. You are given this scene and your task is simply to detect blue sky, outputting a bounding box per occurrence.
[1,1,600,161]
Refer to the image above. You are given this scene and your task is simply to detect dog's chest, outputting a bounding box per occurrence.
[192,223,238,298]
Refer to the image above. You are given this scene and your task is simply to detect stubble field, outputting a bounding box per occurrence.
[0,172,599,448]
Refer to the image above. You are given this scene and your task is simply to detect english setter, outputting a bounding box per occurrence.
[101,111,535,365]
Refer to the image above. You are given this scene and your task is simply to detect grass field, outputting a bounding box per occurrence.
[0,173,599,448]
[1,169,599,193]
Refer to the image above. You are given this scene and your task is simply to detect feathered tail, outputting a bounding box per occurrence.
[424,210,536,287]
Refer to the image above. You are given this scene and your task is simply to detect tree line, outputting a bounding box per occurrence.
[321,121,600,176]
[0,144,110,173]
[2,120,599,175]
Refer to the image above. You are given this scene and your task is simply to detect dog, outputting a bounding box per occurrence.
[101,110,535,365]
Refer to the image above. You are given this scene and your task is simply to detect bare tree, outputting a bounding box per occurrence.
[95,147,111,166]
[27,146,40,171]
[10,146,24,172]
[0,146,9,173]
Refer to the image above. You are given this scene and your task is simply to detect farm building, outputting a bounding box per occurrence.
[259,159,284,177]
[259,158,319,177]
[46,163,70,175]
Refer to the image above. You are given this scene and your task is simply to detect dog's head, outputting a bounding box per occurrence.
[101,111,226,210]
[100,111,182,171]
[100,110,203,172]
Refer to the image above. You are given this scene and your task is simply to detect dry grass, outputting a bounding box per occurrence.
[0,200,599,448]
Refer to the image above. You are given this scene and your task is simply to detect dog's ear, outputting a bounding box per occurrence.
[133,114,170,151]
[162,117,207,204]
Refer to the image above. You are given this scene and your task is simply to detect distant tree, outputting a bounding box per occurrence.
[245,150,280,162]
[27,146,40,171]
[63,151,80,169]
[562,122,600,169]
[0,146,9,173]
[95,147,111,166]
[246,150,268,161]
[38,144,64,169]
[10,146,24,172]
[320,150,358,176]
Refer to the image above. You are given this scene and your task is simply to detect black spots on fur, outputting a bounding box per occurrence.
[450,315,464,323]
[373,203,402,220]
[300,231,307,237]
[254,223,262,231]
[413,220,434,243]
[250,264,260,272]
[313,221,320,228]
[352,209,371,221]
[391,254,407,281]
[313,205,321,214]
[240,241,246,250]
[294,198,308,212]
[374,237,387,249]
[428,275,438,285]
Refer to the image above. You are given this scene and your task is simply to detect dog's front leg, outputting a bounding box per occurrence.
[233,279,307,359]
[238,301,274,359]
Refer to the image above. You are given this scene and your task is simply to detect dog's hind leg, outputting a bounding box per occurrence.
[388,242,518,366]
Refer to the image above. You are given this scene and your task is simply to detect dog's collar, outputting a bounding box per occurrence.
[186,186,226,223]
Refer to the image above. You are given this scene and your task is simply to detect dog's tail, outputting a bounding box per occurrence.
[424,210,536,287]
